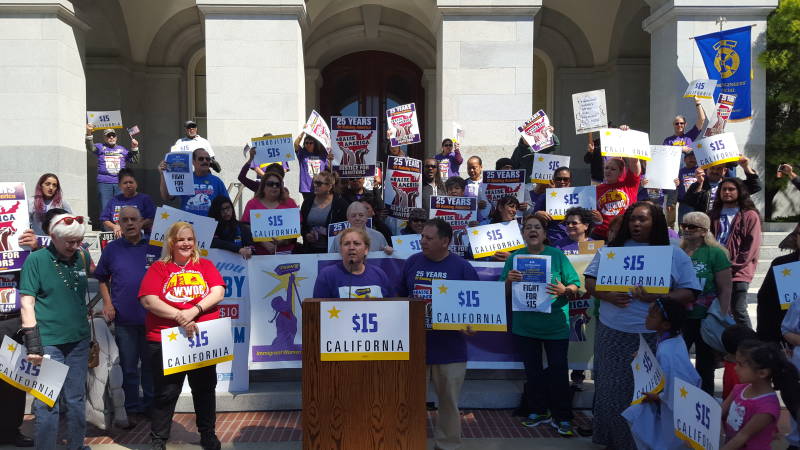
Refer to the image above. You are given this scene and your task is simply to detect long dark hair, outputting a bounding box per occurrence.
[709,177,758,221]
[33,173,64,220]
[738,340,800,421]
[608,201,670,247]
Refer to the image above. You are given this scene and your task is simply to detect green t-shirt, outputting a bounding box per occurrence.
[687,244,732,319]
[19,246,91,346]
[500,246,581,340]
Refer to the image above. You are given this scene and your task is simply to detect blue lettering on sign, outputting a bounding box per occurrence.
[222,275,245,298]
[352,313,379,333]
[563,193,579,205]
[548,161,559,170]
[486,229,503,241]
[18,359,40,377]
[695,402,711,429]
[709,140,726,151]
[410,240,421,251]
[268,216,284,227]
[458,290,480,307]
[623,255,645,271]
[233,326,246,344]
[188,330,209,348]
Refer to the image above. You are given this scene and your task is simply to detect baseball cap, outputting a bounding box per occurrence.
[103,129,116,136]
[185,120,198,128]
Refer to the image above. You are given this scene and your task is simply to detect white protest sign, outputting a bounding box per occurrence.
[572,89,608,134]
[683,79,718,100]
[387,103,421,146]
[330,116,378,178]
[303,110,331,150]
[774,261,800,310]
[391,234,421,258]
[163,152,193,196]
[692,132,740,169]
[518,110,555,152]
[466,221,525,259]
[673,377,721,450]
[511,255,553,313]
[251,134,295,166]
[0,335,69,407]
[630,335,665,405]
[250,208,301,242]
[431,280,507,332]
[320,301,409,361]
[595,246,673,294]
[530,154,571,184]
[644,146,683,190]
[545,186,597,220]
[149,206,217,256]
[171,139,205,154]
[160,317,234,375]
[0,182,30,272]
[87,110,123,129]
[600,128,652,160]
[452,122,464,144]
[704,93,737,137]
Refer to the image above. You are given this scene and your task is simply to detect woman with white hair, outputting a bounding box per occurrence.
[19,213,92,450]
[330,202,393,255]
[679,211,732,394]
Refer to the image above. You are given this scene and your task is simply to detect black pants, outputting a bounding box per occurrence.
[682,318,717,395]
[148,342,217,441]
[0,315,25,438]
[515,335,573,422]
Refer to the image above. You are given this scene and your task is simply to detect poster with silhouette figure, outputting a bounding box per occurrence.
[384,156,422,220]
[0,183,29,272]
[330,116,377,178]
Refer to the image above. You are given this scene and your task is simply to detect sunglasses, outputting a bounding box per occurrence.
[410,218,426,223]
[565,220,583,226]
[313,180,330,186]
[105,134,116,138]
[264,181,282,188]
[196,156,212,162]
[553,177,571,182]
[674,122,686,126]
[679,223,704,231]
[53,216,84,227]
[443,144,453,148]
[425,164,438,169]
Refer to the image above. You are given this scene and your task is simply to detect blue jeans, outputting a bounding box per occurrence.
[97,182,120,216]
[115,324,153,413]
[33,338,90,450]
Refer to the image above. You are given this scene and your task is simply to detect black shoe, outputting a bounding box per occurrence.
[426,401,437,411]
[150,437,166,450]
[576,424,593,437]
[200,433,221,450]
[210,158,222,173]
[14,433,34,447]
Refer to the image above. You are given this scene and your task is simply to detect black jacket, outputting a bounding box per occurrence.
[211,221,254,253]
[583,138,604,182]
[299,195,349,252]
[756,251,800,343]
[683,172,762,214]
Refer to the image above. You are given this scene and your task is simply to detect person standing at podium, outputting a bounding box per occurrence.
[313,228,394,299]
[398,218,479,450]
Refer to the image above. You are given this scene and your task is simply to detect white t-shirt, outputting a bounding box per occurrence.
[172,135,215,157]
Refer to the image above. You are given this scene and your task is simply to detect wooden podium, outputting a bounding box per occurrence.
[302,298,426,450]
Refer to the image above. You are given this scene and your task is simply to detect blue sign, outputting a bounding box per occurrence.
[695,26,751,121]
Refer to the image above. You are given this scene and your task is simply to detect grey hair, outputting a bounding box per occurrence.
[48,213,85,240]
[679,211,729,258]
[118,206,142,218]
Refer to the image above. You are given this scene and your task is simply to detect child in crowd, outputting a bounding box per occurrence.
[722,340,797,449]
[623,297,701,449]
[721,324,758,400]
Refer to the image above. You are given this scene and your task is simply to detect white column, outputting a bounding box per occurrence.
[305,68,322,116]
[198,0,306,204]
[436,1,540,168]
[422,69,437,159]
[0,0,89,215]
[643,0,777,212]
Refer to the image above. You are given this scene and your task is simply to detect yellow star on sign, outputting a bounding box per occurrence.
[472,229,480,235]
[286,154,293,159]
[255,213,262,219]
[327,306,341,318]
[161,212,170,220]
[635,363,640,371]
[696,144,702,149]
[550,191,557,197]
[167,331,178,341]
[605,130,612,136]
[679,386,688,398]
[606,251,616,260]
[537,156,545,162]
[783,268,792,277]
[438,284,448,294]
[7,343,16,352]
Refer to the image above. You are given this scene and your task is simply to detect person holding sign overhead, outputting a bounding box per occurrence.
[757,224,800,344]
[138,222,226,450]
[592,152,642,240]
[240,172,299,255]
[583,202,700,450]
[684,156,761,214]
[500,215,580,436]
[86,123,140,216]
[435,138,463,178]
[313,228,394,299]
[294,133,334,202]
[661,97,706,149]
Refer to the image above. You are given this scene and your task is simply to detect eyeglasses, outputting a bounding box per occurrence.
[674,122,686,126]
[679,223,704,231]
[195,156,211,162]
[425,164,438,169]
[313,180,330,186]
[553,177,571,182]
[105,134,116,138]
[264,181,282,188]
[53,216,84,227]
[443,144,453,148]
[410,218,426,223]
[565,220,583,226]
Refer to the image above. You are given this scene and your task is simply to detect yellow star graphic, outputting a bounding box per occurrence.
[696,144,702,149]
[327,306,341,318]
[472,229,479,235]
[635,363,640,371]
[438,284,448,294]
[537,156,544,162]
[285,154,293,159]
[550,191,557,197]
[255,213,262,219]
[7,343,16,352]
[396,239,403,245]
[679,386,688,398]
[606,251,616,260]
[167,331,178,341]
[160,212,170,220]
[605,130,612,136]
[782,268,792,277]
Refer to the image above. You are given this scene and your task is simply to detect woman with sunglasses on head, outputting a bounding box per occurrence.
[583,202,700,450]
[138,222,225,450]
[240,172,299,255]
[19,213,93,450]
[678,212,732,395]
[299,171,348,254]
[28,173,72,235]
[294,134,334,203]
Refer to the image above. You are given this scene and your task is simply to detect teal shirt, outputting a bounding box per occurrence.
[19,245,91,346]
[500,246,581,340]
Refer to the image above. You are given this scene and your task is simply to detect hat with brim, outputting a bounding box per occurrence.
[103,129,116,136]
[185,120,197,128]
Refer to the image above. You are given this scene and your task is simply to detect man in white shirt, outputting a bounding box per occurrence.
[173,120,221,172]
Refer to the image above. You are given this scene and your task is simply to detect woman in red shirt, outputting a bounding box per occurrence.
[240,172,299,254]
[592,156,642,240]
[138,222,225,450]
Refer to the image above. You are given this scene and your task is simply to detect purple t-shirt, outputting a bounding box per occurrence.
[677,166,698,201]
[312,262,394,299]
[555,237,594,255]
[435,152,463,178]
[399,252,479,364]
[297,148,330,193]
[662,125,701,147]
[0,272,21,314]
[93,143,133,184]
[93,238,150,326]
[99,192,157,223]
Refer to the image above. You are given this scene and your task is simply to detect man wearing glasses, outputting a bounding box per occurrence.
[173,120,221,173]
[434,138,463,179]
[86,124,140,216]
[159,148,229,216]
[662,97,706,149]
[422,158,445,215]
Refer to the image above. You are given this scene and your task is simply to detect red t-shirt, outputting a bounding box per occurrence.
[593,169,640,238]
[240,197,300,254]
[138,258,225,342]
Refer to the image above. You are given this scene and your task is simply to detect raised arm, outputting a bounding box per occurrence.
[694,97,706,130]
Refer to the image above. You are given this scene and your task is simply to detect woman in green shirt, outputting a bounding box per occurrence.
[679,211,732,394]
[500,215,580,436]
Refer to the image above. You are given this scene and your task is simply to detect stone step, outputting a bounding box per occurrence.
[761,230,792,245]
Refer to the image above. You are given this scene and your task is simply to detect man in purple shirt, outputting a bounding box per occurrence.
[99,168,156,236]
[434,138,463,178]
[398,218,478,450]
[661,97,706,149]
[86,124,140,217]
[94,206,153,417]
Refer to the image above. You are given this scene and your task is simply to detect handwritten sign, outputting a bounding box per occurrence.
[683,79,718,100]
[545,186,597,220]
[0,183,29,271]
[630,335,665,405]
[160,317,234,375]
[391,234,421,258]
[518,110,554,152]
[87,110,123,129]
[331,116,378,178]
[163,152,193,196]
[431,280,507,331]
[693,132,740,169]
[530,154,571,184]
[704,93,737,137]
[600,128,651,160]
[384,156,422,220]
[251,134,295,166]
[467,221,525,259]
[387,103,421,146]
[595,246,673,294]
[149,206,217,257]
[303,110,331,150]
[644,146,683,190]
[320,301,409,361]
[774,261,800,310]
[0,335,69,407]
[250,208,301,241]
[673,376,721,450]
[572,89,608,134]
[511,255,552,313]
[480,170,525,205]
